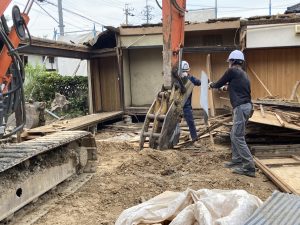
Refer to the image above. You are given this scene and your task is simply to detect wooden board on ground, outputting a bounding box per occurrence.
[27,111,123,136]
[254,147,300,195]
[249,110,300,131]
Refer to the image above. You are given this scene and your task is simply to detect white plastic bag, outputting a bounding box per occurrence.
[115,189,262,225]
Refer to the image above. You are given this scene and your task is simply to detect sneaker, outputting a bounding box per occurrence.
[224,161,242,168]
[232,167,255,177]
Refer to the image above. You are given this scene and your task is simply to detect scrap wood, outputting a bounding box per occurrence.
[254,157,294,193]
[175,131,219,148]
[198,115,232,137]
[274,113,285,127]
[259,104,265,118]
[253,99,300,108]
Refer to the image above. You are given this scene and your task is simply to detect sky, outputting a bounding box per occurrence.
[4,0,300,39]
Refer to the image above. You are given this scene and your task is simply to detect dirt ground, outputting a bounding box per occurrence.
[33,130,276,225]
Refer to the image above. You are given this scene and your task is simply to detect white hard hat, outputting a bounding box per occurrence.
[181,60,190,71]
[227,50,245,62]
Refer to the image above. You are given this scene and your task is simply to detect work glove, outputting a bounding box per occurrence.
[208,82,214,89]
[219,85,228,92]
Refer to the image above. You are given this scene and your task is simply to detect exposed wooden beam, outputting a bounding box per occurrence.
[19,45,91,59]
[120,21,240,36]
[185,21,240,32]
[183,46,236,53]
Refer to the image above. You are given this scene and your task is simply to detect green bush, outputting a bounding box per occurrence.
[24,64,88,116]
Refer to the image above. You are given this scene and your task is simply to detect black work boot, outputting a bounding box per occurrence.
[232,167,255,177]
[224,161,242,168]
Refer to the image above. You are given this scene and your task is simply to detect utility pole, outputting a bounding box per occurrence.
[215,0,218,19]
[93,23,96,37]
[124,3,134,25]
[58,0,64,36]
[146,0,149,24]
[142,0,154,24]
[269,0,272,16]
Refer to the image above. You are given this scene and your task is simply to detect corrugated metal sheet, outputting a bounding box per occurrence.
[244,191,300,225]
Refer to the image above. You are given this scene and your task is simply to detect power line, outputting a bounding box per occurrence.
[42,0,106,27]
[34,0,59,23]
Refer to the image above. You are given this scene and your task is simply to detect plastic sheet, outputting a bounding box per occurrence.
[115,189,262,225]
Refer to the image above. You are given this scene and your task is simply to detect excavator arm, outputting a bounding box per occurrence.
[0,2,99,222]
[0,0,33,138]
[140,0,194,150]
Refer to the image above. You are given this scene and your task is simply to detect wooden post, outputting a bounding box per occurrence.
[206,54,216,117]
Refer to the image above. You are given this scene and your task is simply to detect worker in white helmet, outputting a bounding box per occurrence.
[209,50,255,177]
[180,60,201,146]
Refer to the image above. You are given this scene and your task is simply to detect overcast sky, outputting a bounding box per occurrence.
[4,0,300,39]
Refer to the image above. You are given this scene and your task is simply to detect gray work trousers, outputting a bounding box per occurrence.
[230,103,255,171]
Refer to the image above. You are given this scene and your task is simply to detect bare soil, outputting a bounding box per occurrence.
[33,131,276,225]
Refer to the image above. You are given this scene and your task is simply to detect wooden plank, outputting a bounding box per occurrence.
[249,110,300,131]
[260,157,299,165]
[254,157,295,193]
[251,144,300,150]
[27,111,123,135]
[271,166,300,194]
[119,20,240,36]
[253,100,300,109]
[185,20,240,31]
[274,112,285,127]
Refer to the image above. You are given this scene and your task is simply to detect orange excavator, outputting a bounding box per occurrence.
[0,1,97,222]
[140,0,194,150]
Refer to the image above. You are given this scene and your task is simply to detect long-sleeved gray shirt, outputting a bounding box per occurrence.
[211,67,251,108]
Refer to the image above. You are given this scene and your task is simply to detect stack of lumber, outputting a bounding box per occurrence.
[250,99,300,131]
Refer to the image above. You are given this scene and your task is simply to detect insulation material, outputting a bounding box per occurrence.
[115,189,262,225]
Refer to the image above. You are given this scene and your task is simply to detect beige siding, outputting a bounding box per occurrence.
[120,34,162,48]
[129,48,163,106]
[247,24,300,48]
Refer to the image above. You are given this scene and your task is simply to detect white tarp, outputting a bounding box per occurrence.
[115,189,262,225]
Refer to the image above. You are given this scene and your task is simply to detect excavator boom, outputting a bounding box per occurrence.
[0,1,98,222]
[140,0,194,150]
[162,0,186,89]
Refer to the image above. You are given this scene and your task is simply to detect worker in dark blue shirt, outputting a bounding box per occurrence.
[181,61,201,144]
[209,50,255,177]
